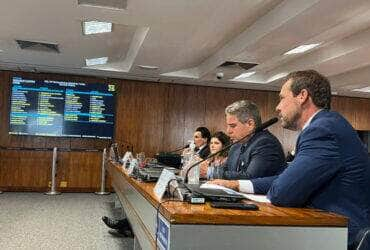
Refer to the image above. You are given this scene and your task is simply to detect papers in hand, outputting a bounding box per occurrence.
[200,183,270,203]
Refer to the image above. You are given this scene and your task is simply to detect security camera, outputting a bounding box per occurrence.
[216,72,224,79]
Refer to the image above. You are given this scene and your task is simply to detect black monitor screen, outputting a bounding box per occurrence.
[9,76,116,139]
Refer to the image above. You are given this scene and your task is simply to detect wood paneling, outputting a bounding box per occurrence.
[0,70,369,191]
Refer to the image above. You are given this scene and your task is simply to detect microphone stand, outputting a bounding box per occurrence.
[166,144,189,154]
[183,117,278,183]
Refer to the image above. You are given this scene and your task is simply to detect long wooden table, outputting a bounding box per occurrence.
[108,162,348,250]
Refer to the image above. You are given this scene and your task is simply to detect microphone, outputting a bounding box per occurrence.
[167,144,190,154]
[183,117,278,183]
[254,117,278,133]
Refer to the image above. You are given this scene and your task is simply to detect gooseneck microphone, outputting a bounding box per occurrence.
[183,117,278,183]
[167,144,190,154]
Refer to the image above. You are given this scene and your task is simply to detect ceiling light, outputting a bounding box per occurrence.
[232,71,255,81]
[83,21,112,35]
[352,86,370,93]
[284,43,320,55]
[267,72,288,82]
[85,57,108,66]
[137,65,159,70]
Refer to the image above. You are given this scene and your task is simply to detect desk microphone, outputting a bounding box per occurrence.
[183,117,278,183]
[167,144,190,154]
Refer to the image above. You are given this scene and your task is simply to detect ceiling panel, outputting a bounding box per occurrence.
[0,0,369,98]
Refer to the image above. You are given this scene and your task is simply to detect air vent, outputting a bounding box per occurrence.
[16,40,60,53]
[219,61,258,70]
[78,0,127,10]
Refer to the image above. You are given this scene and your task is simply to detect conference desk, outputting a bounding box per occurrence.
[107,162,348,250]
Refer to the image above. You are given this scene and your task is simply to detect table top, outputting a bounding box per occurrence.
[108,162,348,227]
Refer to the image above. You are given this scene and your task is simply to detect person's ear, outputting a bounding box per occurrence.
[247,118,255,127]
[298,89,309,104]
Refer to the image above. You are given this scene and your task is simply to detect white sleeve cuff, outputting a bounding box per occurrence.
[238,180,254,193]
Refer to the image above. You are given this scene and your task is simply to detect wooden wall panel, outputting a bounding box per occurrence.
[162,85,187,151]
[182,86,208,148]
[0,70,369,192]
[0,150,51,191]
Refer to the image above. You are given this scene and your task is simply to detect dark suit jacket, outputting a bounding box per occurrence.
[251,110,370,246]
[197,144,210,159]
[213,130,285,180]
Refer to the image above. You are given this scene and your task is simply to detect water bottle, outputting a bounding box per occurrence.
[181,141,195,177]
[181,140,194,167]
[187,141,200,184]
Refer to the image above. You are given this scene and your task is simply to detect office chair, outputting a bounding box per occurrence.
[355,227,370,250]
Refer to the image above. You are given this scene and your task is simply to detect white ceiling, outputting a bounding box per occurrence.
[1,0,370,98]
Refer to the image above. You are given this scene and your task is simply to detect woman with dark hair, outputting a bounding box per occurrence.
[200,131,230,179]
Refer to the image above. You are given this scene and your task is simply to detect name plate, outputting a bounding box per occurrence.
[154,169,176,200]
[122,151,133,168]
[127,158,138,175]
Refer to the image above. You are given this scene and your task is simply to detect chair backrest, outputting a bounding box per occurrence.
[356,228,370,250]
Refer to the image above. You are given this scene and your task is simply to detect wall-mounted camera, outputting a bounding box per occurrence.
[216,72,224,80]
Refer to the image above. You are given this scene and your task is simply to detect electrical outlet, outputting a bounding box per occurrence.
[60,181,67,188]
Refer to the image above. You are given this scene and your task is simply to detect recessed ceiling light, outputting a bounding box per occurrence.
[137,65,159,70]
[83,21,112,35]
[352,86,370,93]
[232,71,255,81]
[284,43,320,55]
[85,57,108,66]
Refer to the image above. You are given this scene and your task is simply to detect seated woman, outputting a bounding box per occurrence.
[199,131,230,179]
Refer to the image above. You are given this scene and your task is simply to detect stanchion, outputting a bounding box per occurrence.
[95,148,110,195]
[45,147,61,195]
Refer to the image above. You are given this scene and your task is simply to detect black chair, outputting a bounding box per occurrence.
[354,227,370,250]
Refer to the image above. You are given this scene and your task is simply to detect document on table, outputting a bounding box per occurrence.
[200,183,271,203]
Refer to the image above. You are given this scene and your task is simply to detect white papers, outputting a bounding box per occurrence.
[200,183,271,203]
[154,169,177,200]
[242,194,270,203]
[200,183,240,195]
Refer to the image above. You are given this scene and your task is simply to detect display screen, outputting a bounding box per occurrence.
[9,76,116,139]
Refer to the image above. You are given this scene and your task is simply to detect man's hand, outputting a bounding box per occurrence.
[207,179,239,191]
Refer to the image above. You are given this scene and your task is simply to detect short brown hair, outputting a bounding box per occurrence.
[284,70,331,109]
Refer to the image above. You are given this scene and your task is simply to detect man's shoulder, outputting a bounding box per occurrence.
[308,110,351,135]
[253,130,281,145]
[311,110,346,126]
[229,143,241,152]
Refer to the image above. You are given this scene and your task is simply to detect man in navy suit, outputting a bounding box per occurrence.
[211,100,285,179]
[210,70,370,249]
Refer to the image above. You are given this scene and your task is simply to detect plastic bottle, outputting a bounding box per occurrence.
[186,141,200,184]
[181,141,195,177]
[181,140,194,167]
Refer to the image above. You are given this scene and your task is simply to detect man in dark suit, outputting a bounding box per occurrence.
[210,70,370,249]
[211,100,285,180]
[193,126,211,159]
